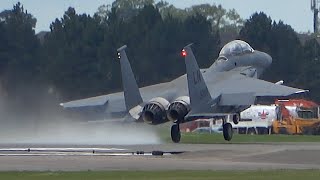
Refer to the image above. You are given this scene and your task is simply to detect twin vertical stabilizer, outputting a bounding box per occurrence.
[183,44,212,113]
[117,45,143,113]
[117,44,213,120]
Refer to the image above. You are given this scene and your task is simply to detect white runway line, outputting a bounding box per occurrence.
[0,151,168,156]
[0,147,171,156]
[0,153,138,156]
[0,148,128,152]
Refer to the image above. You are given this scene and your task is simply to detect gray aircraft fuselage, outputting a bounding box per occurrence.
[139,49,271,103]
[69,48,272,122]
[61,40,307,143]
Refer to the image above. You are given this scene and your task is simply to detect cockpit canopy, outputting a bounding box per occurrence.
[219,40,254,57]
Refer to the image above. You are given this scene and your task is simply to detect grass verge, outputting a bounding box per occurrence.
[161,131,320,144]
[1,170,320,180]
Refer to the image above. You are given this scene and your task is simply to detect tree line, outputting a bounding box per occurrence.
[0,1,319,115]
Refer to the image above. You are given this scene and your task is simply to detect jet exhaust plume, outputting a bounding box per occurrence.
[0,86,161,145]
[0,120,161,145]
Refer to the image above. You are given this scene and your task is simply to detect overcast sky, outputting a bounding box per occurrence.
[0,0,314,33]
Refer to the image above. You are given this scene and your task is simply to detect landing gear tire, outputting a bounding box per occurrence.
[233,113,240,125]
[223,123,233,141]
[171,124,181,143]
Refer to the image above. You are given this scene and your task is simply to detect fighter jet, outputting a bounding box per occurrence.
[60,40,307,143]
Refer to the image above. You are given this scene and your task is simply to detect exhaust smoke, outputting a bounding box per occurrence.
[0,88,162,145]
[0,120,162,145]
[0,117,162,145]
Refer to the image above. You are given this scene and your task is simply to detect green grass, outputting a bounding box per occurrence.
[161,132,320,144]
[1,170,320,180]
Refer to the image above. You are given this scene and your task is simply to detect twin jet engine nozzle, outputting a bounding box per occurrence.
[141,96,190,125]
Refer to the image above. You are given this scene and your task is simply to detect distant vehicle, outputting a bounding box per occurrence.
[272,99,320,135]
[60,40,307,143]
[189,119,223,134]
[230,105,277,134]
[192,127,212,133]
[183,99,320,135]
[213,99,320,135]
[184,105,277,135]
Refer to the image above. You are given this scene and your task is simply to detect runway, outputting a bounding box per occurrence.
[0,142,320,171]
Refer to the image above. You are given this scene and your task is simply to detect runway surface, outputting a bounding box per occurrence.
[0,142,320,171]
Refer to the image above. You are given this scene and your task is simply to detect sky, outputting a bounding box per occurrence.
[0,0,314,33]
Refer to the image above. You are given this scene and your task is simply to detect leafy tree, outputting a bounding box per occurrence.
[239,12,303,84]
[239,12,273,53]
[5,1,320,118]
[0,2,41,108]
[112,0,154,9]
[298,39,320,101]
[0,2,273,104]
[268,21,303,83]
[44,8,108,99]
[94,4,111,23]
[158,3,243,34]
[188,4,226,30]
[183,13,218,67]
[111,0,154,21]
[158,4,188,20]
[220,9,244,34]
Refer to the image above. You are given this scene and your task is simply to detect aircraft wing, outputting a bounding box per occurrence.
[183,44,308,123]
[184,44,308,110]
[210,72,307,99]
[60,95,109,108]
[60,45,144,121]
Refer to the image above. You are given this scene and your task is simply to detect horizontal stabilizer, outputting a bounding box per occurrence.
[219,92,256,106]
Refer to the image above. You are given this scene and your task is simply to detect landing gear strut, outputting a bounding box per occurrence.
[171,124,181,143]
[223,123,233,141]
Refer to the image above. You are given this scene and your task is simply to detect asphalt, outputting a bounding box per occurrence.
[0,142,320,171]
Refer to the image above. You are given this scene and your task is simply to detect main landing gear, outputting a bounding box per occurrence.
[171,124,181,143]
[223,123,233,141]
[223,116,233,141]
[170,115,236,143]
[222,113,239,141]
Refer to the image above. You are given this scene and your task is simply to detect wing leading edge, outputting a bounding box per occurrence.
[60,95,109,108]
[208,72,308,99]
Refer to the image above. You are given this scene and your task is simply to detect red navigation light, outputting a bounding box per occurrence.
[181,49,187,57]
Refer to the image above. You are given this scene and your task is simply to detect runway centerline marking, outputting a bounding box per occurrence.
[0,148,128,152]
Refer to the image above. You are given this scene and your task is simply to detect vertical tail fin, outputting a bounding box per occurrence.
[183,44,212,112]
[117,45,143,111]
